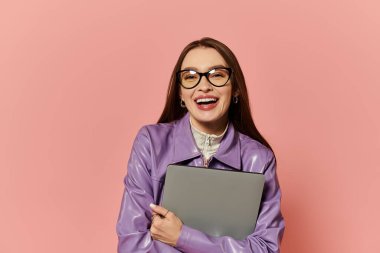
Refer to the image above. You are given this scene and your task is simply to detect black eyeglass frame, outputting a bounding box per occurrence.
[176,67,233,89]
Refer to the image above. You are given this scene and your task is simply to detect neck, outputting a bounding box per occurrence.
[189,116,229,136]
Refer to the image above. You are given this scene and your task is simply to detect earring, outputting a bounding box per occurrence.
[233,96,239,104]
[180,99,186,108]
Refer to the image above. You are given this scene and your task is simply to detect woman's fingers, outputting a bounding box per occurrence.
[151,212,160,222]
[149,204,182,246]
[149,203,170,217]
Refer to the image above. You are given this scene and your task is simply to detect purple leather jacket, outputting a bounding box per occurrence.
[116,113,285,253]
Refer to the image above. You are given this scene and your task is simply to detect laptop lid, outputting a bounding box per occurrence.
[161,164,265,240]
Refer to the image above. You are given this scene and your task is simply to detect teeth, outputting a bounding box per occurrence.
[196,98,217,103]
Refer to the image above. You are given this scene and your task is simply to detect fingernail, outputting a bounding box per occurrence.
[149,203,156,208]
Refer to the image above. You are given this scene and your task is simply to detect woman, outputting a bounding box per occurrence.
[116,37,285,253]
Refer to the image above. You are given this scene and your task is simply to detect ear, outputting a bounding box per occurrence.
[233,90,240,97]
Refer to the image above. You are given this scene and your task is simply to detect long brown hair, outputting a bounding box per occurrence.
[158,37,273,151]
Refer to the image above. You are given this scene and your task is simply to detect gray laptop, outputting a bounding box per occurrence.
[161,164,265,240]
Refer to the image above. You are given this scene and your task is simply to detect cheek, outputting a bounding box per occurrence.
[181,88,195,101]
[221,97,231,112]
[220,88,232,103]
[179,88,187,99]
[218,89,232,113]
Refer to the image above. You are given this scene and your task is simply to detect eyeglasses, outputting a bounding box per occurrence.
[177,67,232,89]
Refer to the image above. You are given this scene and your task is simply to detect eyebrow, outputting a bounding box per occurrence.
[182,64,227,71]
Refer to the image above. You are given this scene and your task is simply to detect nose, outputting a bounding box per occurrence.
[197,75,213,91]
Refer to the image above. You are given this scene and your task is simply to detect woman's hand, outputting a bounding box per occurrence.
[149,203,183,246]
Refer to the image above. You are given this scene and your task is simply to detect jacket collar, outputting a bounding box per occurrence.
[172,113,241,170]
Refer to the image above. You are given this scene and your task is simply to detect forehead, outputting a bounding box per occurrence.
[181,47,227,71]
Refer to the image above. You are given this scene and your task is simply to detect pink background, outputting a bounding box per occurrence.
[1,0,379,252]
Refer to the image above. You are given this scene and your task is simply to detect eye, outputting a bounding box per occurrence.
[181,70,199,82]
[183,74,197,80]
[209,70,227,78]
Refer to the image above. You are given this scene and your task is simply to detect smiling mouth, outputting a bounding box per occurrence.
[195,98,218,105]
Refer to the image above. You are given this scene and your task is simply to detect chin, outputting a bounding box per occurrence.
[192,111,227,125]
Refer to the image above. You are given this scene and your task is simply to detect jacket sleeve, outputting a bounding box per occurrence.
[174,151,285,253]
[116,127,182,253]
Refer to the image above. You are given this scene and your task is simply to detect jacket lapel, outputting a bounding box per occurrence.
[213,123,241,170]
[172,113,201,164]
